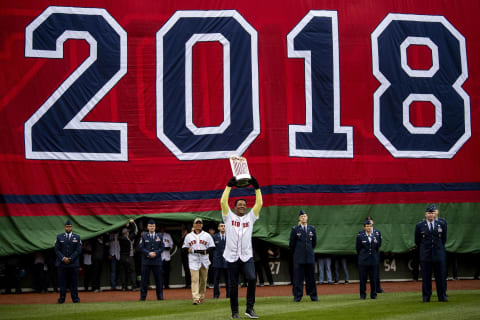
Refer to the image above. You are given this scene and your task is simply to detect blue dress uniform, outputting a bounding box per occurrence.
[415,215,447,302]
[372,227,383,293]
[289,211,318,302]
[212,232,229,298]
[356,222,381,299]
[138,231,164,300]
[54,222,82,304]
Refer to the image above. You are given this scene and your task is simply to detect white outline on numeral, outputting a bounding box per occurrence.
[287,10,353,158]
[24,6,128,161]
[403,94,442,134]
[372,13,470,158]
[156,10,259,160]
[400,37,439,77]
[185,33,231,135]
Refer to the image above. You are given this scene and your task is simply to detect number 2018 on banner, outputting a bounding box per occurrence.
[24,7,470,161]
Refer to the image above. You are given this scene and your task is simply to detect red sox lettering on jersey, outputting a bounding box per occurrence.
[182,230,215,270]
[223,209,258,263]
[231,221,250,228]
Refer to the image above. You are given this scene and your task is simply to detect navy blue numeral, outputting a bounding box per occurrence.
[372,14,470,158]
[287,10,353,158]
[156,11,260,160]
[25,6,128,161]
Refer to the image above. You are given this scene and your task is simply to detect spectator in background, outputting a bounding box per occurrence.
[81,240,93,291]
[333,255,349,284]
[207,225,216,288]
[45,248,58,292]
[159,225,173,289]
[212,221,229,299]
[410,246,420,281]
[474,253,480,280]
[32,251,48,293]
[181,224,192,288]
[3,255,24,294]
[91,234,107,292]
[119,219,138,291]
[317,254,333,285]
[108,230,121,291]
[55,220,81,304]
[253,238,274,286]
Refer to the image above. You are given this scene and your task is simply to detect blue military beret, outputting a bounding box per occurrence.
[425,204,437,212]
[363,219,372,226]
[65,220,72,226]
[147,219,156,225]
[298,210,307,216]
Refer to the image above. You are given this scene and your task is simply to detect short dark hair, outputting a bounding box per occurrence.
[234,198,247,207]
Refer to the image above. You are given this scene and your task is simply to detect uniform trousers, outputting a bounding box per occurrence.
[228,258,256,313]
[213,267,230,298]
[420,260,446,301]
[190,265,208,301]
[58,266,80,302]
[293,263,317,301]
[375,252,383,292]
[140,264,163,300]
[358,264,377,299]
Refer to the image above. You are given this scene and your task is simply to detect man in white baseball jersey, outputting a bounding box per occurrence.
[221,176,262,319]
[182,217,215,305]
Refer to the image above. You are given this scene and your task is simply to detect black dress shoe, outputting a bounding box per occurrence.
[439,298,448,302]
[423,297,430,302]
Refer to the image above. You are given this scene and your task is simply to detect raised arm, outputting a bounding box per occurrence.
[221,177,237,217]
[250,177,262,218]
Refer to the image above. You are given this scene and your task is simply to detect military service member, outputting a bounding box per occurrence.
[289,210,318,302]
[414,204,447,302]
[356,219,381,300]
[55,220,82,304]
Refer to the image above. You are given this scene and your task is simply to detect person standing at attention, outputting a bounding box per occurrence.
[138,219,164,301]
[289,210,318,302]
[55,220,81,304]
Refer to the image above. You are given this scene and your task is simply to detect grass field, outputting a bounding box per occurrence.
[1,290,480,320]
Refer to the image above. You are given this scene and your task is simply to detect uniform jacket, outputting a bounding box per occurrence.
[212,233,228,269]
[414,219,446,262]
[55,232,82,267]
[356,230,381,266]
[138,232,164,266]
[372,228,383,258]
[289,224,317,265]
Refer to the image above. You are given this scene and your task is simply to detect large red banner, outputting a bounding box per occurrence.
[1,0,479,219]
